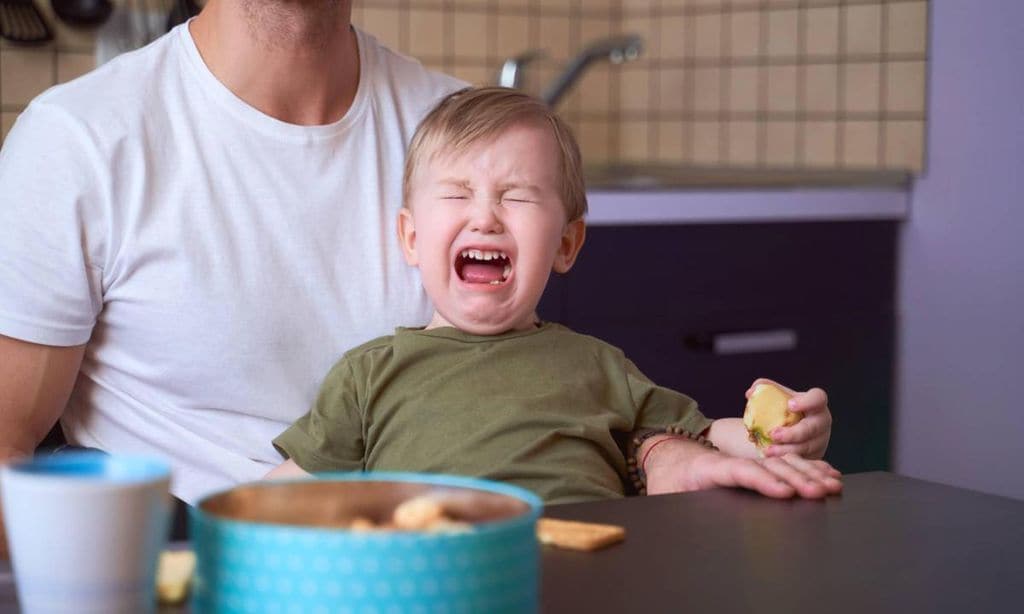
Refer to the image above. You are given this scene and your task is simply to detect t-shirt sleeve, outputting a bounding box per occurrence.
[624,358,713,436]
[0,103,106,346]
[273,357,365,473]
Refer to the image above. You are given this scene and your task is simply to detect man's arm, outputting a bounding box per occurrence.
[264,458,312,480]
[0,334,85,460]
[0,334,85,559]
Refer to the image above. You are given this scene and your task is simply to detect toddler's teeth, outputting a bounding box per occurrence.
[502,264,511,279]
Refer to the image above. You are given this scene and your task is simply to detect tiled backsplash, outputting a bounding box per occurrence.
[0,0,98,144]
[1,0,928,172]
[357,0,928,171]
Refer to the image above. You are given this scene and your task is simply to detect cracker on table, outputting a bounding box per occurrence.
[536,518,625,551]
[156,549,196,605]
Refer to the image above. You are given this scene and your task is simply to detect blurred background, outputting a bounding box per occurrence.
[1,0,928,172]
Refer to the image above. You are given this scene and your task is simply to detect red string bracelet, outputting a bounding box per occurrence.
[626,426,719,495]
[639,435,688,474]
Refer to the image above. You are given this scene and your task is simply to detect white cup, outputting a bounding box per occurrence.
[0,452,171,614]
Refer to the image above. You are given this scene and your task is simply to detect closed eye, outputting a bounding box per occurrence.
[442,195,469,200]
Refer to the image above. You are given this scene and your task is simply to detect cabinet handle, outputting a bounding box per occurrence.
[685,329,799,355]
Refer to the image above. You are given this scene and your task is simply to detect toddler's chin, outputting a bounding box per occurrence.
[443,311,536,336]
[454,320,521,336]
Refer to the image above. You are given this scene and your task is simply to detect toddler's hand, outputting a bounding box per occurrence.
[746,378,832,460]
[646,443,842,499]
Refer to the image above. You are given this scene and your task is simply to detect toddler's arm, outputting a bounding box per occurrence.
[640,434,842,499]
[264,458,312,480]
[707,379,833,460]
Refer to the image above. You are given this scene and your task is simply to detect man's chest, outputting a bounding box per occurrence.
[87,146,431,417]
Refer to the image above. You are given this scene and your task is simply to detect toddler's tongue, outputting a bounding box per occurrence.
[461,262,505,284]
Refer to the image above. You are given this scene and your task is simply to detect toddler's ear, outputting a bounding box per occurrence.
[397,208,419,266]
[552,218,586,274]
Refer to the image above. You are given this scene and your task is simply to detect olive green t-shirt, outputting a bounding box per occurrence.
[273,322,712,504]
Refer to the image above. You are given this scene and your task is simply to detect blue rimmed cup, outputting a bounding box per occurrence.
[191,472,543,613]
[0,451,171,614]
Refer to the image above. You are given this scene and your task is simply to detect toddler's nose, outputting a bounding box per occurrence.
[468,201,504,234]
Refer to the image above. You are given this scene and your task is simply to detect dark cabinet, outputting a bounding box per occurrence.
[538,221,897,473]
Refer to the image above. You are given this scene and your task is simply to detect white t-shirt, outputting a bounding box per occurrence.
[0,24,464,503]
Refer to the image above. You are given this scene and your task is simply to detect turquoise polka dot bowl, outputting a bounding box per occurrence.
[190,472,543,614]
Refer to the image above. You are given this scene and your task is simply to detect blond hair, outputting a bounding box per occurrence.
[403,87,588,221]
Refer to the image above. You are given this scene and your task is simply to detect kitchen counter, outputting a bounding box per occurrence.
[585,164,911,191]
[585,185,908,225]
[582,165,910,225]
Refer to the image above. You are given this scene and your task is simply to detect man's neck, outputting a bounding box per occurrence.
[189,0,358,126]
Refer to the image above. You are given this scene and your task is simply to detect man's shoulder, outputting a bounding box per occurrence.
[29,30,180,129]
[356,28,467,105]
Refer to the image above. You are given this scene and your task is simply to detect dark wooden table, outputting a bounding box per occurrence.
[542,471,1023,613]
[2,472,1022,613]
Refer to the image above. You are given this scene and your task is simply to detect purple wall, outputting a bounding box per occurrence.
[896,1,1024,499]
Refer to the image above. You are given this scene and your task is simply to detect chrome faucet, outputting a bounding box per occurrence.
[498,50,547,89]
[539,34,643,107]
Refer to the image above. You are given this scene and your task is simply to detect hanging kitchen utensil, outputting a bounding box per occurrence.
[50,0,113,28]
[0,0,54,44]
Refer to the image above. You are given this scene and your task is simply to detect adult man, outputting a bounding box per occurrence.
[0,0,463,505]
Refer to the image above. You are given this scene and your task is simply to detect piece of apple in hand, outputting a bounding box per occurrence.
[742,383,801,449]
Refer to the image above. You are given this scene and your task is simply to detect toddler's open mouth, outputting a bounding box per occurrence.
[455,249,511,285]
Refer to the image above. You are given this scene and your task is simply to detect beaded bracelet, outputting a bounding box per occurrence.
[626,426,718,496]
